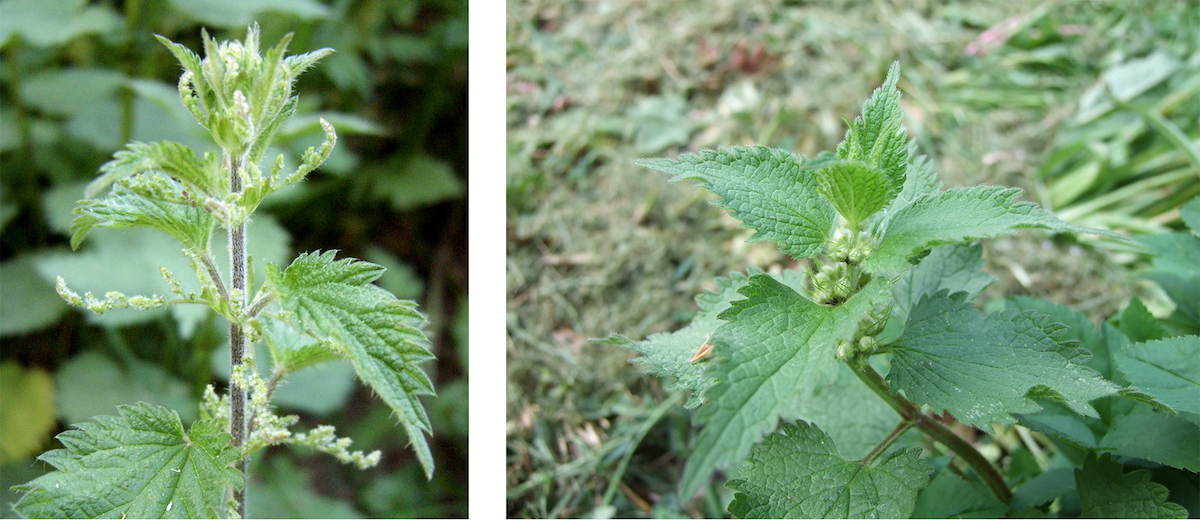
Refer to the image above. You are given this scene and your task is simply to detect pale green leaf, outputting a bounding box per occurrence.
[887,291,1120,430]
[726,421,931,519]
[890,243,994,325]
[260,315,343,375]
[636,146,837,259]
[835,62,908,194]
[162,0,330,28]
[0,362,57,464]
[878,153,940,234]
[680,275,889,499]
[70,184,215,252]
[0,0,121,48]
[247,457,362,518]
[85,141,222,200]
[0,256,69,336]
[55,351,197,425]
[19,68,128,116]
[269,250,436,478]
[1115,336,1200,415]
[11,403,241,519]
[1076,453,1187,519]
[815,160,894,229]
[865,185,1117,273]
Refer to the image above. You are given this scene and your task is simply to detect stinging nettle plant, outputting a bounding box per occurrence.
[11,25,436,519]
[605,63,1198,518]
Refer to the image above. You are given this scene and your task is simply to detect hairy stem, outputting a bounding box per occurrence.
[227,153,248,518]
[849,358,1012,504]
[860,419,914,468]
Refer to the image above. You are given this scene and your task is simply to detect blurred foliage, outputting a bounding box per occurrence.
[0,0,466,517]
[507,0,1196,518]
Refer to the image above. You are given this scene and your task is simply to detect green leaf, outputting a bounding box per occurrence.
[1075,453,1187,519]
[726,421,931,519]
[890,243,994,325]
[0,0,121,48]
[792,363,905,461]
[70,184,215,252]
[11,403,241,519]
[1115,298,1168,343]
[0,255,69,336]
[246,457,362,519]
[835,62,908,194]
[888,291,1120,430]
[1181,196,1200,235]
[86,141,222,200]
[19,68,128,117]
[364,153,464,211]
[260,315,343,376]
[864,185,1116,273]
[878,153,940,234]
[601,268,796,409]
[56,350,198,425]
[679,274,889,499]
[1100,408,1200,472]
[268,250,436,478]
[911,467,1008,519]
[0,362,57,464]
[636,146,837,260]
[815,160,895,229]
[1115,336,1200,415]
[1010,467,1077,511]
[162,0,330,28]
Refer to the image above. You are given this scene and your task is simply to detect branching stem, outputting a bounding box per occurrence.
[848,357,1012,504]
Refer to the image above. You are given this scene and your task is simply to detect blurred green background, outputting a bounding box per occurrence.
[506,0,1198,518]
[0,0,467,517]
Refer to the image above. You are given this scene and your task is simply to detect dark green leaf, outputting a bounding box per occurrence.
[888,291,1120,429]
[1075,453,1187,519]
[726,421,931,519]
[911,467,1008,518]
[891,243,994,325]
[1115,336,1200,415]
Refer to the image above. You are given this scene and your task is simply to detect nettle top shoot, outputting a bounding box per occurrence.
[602,63,1196,519]
[12,25,436,519]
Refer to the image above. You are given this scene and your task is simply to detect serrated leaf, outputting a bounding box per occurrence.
[792,363,904,461]
[726,421,931,519]
[636,146,837,259]
[1115,336,1200,415]
[0,362,57,465]
[1075,453,1187,519]
[680,274,889,499]
[911,467,1008,519]
[1115,298,1167,343]
[888,291,1120,430]
[878,153,940,235]
[1181,196,1200,235]
[816,160,895,229]
[864,186,1117,273]
[70,184,215,251]
[891,243,994,325]
[86,141,221,200]
[835,62,908,194]
[1100,408,1200,472]
[268,250,436,478]
[11,403,241,519]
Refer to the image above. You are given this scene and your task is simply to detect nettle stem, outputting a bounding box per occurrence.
[227,152,249,518]
[849,358,1012,504]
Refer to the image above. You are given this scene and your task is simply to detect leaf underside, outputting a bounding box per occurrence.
[270,250,436,478]
[887,291,1120,430]
[679,274,889,499]
[636,145,837,259]
[726,421,931,519]
[11,403,241,519]
[70,183,214,252]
